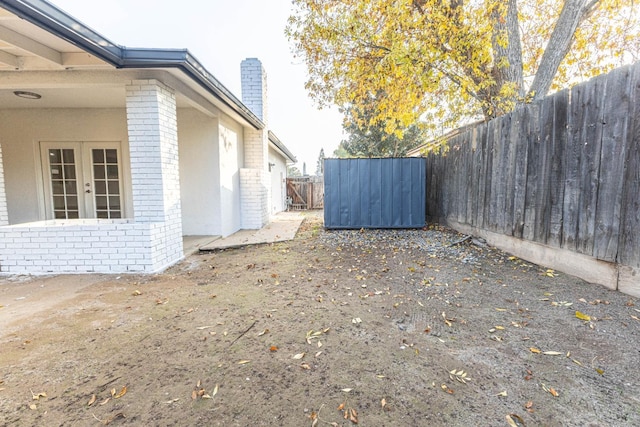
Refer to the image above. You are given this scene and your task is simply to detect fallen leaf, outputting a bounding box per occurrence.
[349,408,358,424]
[506,413,526,427]
[87,394,97,406]
[237,360,250,365]
[549,387,559,397]
[257,329,269,336]
[595,368,605,375]
[381,398,387,408]
[542,351,563,356]
[300,363,311,370]
[496,391,508,397]
[525,401,533,410]
[341,388,352,392]
[132,290,142,296]
[103,412,125,425]
[29,403,37,410]
[212,384,219,397]
[495,308,508,312]
[114,386,127,399]
[529,347,541,354]
[99,397,110,406]
[270,346,278,352]
[352,318,362,324]
[292,353,306,360]
[338,402,345,411]
[575,311,591,321]
[110,388,116,397]
[31,391,47,400]
[196,325,215,330]
[191,390,197,400]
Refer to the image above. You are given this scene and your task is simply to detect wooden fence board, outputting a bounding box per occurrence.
[547,90,569,248]
[475,124,489,228]
[424,61,640,281]
[512,105,530,238]
[562,84,586,251]
[522,104,541,241]
[575,74,606,256]
[593,66,633,261]
[619,64,640,267]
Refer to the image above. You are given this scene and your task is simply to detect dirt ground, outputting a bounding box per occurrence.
[1,212,640,427]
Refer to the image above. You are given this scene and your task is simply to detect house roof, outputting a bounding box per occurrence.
[0,0,265,130]
[268,131,297,163]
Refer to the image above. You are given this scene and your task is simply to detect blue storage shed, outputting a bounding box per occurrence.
[324,158,426,229]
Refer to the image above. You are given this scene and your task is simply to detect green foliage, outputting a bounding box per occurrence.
[287,0,640,138]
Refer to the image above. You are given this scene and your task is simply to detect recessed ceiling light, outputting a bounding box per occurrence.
[14,90,42,99]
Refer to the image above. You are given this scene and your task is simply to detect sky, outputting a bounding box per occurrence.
[53,0,344,173]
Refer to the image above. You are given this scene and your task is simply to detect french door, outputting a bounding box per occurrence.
[40,142,124,220]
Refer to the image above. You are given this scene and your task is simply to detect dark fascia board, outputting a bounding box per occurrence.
[268,130,296,163]
[0,0,264,130]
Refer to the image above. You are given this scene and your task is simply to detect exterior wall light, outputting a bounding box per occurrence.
[14,90,42,99]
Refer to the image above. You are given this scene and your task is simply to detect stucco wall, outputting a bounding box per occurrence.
[177,108,221,236]
[0,108,130,224]
[269,147,287,214]
[219,114,244,236]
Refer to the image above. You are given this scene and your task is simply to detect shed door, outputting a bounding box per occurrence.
[40,142,123,219]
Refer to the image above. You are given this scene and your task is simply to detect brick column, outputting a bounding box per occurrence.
[126,79,183,260]
[240,58,270,228]
[0,144,8,226]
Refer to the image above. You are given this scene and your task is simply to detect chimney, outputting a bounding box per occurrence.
[241,58,268,124]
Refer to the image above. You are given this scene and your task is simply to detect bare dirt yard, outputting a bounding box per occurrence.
[1,212,640,427]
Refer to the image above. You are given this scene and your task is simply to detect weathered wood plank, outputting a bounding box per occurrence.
[618,63,640,268]
[486,119,501,231]
[562,83,585,251]
[575,73,606,256]
[511,105,530,238]
[533,94,556,244]
[476,124,489,228]
[501,113,517,236]
[593,65,633,261]
[547,90,569,248]
[522,103,541,241]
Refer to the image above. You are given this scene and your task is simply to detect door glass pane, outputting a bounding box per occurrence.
[49,149,61,164]
[62,149,75,163]
[48,148,79,220]
[92,149,104,163]
[106,165,119,179]
[95,196,108,210]
[108,181,120,195]
[63,165,76,179]
[93,164,105,180]
[105,149,118,163]
[92,148,122,219]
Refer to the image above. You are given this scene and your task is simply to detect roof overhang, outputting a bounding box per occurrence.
[268,130,296,163]
[0,0,264,129]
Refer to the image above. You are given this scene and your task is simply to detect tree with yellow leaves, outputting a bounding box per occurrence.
[286,0,639,137]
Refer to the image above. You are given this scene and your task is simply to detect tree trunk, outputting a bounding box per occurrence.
[528,0,600,100]
[492,0,525,99]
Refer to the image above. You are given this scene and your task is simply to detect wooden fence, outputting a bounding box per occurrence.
[425,61,640,294]
[286,176,324,210]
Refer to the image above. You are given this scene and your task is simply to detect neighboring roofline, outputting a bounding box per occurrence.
[268,131,296,163]
[406,119,485,156]
[0,0,264,130]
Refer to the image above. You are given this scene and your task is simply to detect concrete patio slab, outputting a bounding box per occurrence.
[199,212,305,250]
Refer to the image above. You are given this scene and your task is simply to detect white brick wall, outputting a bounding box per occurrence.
[0,144,8,226]
[0,220,157,273]
[0,80,186,274]
[239,168,269,229]
[241,58,268,123]
[125,79,184,269]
